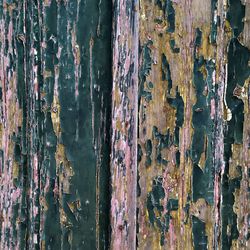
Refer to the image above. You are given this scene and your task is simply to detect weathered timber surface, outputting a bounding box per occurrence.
[113,0,250,249]
[0,0,249,250]
[111,0,139,249]
[0,0,112,249]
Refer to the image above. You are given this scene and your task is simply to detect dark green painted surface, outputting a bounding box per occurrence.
[222,1,250,249]
[0,0,112,249]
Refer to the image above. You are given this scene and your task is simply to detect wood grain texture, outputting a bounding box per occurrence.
[135,0,250,249]
[111,0,139,249]
[0,0,112,249]
[0,0,249,249]
[112,0,250,249]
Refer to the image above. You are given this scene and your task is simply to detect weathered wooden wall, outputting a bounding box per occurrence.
[112,0,250,249]
[0,0,112,249]
[0,0,249,249]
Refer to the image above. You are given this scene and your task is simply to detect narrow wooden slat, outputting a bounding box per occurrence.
[111,1,139,249]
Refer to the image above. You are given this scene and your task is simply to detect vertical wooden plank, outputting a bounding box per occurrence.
[138,0,196,248]
[221,1,250,249]
[111,0,139,249]
[0,1,32,248]
[0,0,112,249]
[41,0,112,248]
[136,0,250,249]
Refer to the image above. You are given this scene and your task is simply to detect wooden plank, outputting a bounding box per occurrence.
[135,0,250,249]
[111,0,139,249]
[0,0,112,249]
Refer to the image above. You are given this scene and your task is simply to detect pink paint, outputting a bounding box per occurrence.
[210,98,215,119]
[12,188,21,202]
[169,219,177,250]
[33,155,39,184]
[111,0,139,248]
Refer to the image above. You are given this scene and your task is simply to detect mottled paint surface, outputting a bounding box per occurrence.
[0,0,112,249]
[0,0,249,250]
[111,0,139,249]
[113,0,250,249]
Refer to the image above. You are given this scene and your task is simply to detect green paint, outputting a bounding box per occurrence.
[14,1,30,248]
[139,40,153,103]
[167,87,184,147]
[161,53,172,94]
[147,81,154,89]
[221,163,242,249]
[210,0,218,44]
[141,90,152,102]
[41,1,61,249]
[191,29,217,250]
[227,0,245,37]
[0,0,112,248]
[138,144,143,163]
[155,0,175,33]
[56,0,112,248]
[165,0,175,33]
[147,177,178,246]
[153,126,171,166]
[145,139,152,167]
[169,39,180,53]
[226,38,249,144]
[192,29,215,202]
[147,177,165,225]
[222,1,250,248]
[192,216,208,250]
